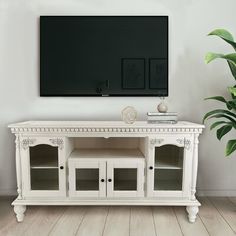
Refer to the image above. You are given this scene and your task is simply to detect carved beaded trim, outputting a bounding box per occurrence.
[49,138,64,150]
[21,138,36,150]
[10,127,203,134]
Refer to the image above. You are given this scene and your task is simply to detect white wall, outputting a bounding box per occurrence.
[0,0,236,196]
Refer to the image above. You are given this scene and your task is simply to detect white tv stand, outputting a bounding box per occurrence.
[9,121,204,223]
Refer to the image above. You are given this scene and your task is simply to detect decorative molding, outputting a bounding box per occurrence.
[21,138,36,150]
[15,135,20,149]
[191,189,196,200]
[15,135,22,199]
[10,127,204,134]
[176,138,184,145]
[184,139,191,150]
[194,134,200,144]
[191,134,200,202]
[49,138,64,150]
[176,138,191,150]
[150,138,164,145]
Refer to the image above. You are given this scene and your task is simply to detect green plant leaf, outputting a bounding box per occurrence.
[226,103,233,110]
[208,29,234,41]
[226,139,236,156]
[205,53,236,65]
[223,53,236,64]
[210,121,229,130]
[206,114,236,124]
[205,52,224,64]
[204,96,227,103]
[227,61,236,79]
[229,85,236,99]
[226,100,236,110]
[216,125,232,140]
[203,109,236,122]
[205,52,236,80]
[208,29,236,51]
[228,87,236,96]
[204,95,236,110]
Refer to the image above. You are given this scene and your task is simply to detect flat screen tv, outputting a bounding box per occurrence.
[40,16,168,96]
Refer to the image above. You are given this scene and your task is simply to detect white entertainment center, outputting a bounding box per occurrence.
[9,120,204,223]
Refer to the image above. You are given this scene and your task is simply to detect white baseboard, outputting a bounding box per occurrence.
[0,189,17,196]
[197,190,236,197]
[1,189,236,197]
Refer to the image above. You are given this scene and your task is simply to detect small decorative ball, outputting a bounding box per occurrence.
[157,101,168,113]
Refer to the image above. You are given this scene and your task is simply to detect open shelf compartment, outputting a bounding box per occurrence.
[68,137,146,197]
[69,148,144,160]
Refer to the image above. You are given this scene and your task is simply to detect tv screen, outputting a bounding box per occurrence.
[40,16,168,96]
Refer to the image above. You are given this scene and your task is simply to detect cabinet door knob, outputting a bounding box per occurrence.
[108,179,112,182]
[149,166,153,170]
[60,166,64,170]
[101,179,105,182]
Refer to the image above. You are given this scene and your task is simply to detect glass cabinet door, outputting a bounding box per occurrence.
[76,168,99,191]
[21,137,66,197]
[114,168,137,191]
[154,145,184,191]
[30,144,59,191]
[148,137,192,197]
[107,159,144,198]
[69,160,106,197]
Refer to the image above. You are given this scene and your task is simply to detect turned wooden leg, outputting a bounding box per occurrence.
[186,206,199,223]
[14,205,26,222]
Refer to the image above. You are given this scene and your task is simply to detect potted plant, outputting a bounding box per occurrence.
[203,29,236,156]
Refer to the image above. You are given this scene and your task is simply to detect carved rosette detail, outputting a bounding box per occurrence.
[185,139,191,150]
[176,138,191,150]
[150,138,164,145]
[21,138,36,150]
[49,138,64,150]
[176,138,184,145]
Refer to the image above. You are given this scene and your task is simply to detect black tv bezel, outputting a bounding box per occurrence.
[40,15,169,97]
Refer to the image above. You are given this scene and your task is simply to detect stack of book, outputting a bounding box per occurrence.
[147,112,178,124]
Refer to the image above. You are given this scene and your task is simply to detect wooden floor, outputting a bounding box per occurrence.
[0,197,236,236]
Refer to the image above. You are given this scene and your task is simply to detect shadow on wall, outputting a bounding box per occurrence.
[0,123,16,194]
[168,47,231,123]
[172,47,236,194]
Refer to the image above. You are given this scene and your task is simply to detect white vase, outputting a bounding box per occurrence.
[157,100,168,113]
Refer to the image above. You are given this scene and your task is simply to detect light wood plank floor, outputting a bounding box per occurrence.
[0,197,236,236]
